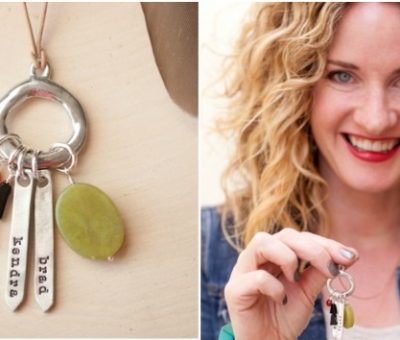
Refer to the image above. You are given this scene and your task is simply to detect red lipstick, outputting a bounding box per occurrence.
[344,136,400,162]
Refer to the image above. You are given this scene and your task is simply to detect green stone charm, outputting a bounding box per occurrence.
[55,183,124,260]
[343,303,355,329]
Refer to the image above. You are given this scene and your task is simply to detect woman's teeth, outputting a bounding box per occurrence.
[348,135,398,153]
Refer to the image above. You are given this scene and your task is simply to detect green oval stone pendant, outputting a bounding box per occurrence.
[343,303,355,329]
[55,183,124,260]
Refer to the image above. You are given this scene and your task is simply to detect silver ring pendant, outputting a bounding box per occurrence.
[0,64,86,169]
[326,266,355,297]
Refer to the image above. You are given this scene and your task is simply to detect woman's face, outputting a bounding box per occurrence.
[311,3,400,193]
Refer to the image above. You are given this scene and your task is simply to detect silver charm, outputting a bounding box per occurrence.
[0,64,87,311]
[326,266,355,339]
[0,64,86,170]
[33,169,54,312]
[5,169,34,311]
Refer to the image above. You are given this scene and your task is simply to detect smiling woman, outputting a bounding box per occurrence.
[312,3,400,193]
[201,3,400,340]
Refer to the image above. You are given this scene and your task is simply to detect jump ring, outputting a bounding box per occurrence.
[16,147,28,179]
[8,144,25,168]
[51,142,77,174]
[30,149,39,180]
[0,133,22,148]
[0,134,22,163]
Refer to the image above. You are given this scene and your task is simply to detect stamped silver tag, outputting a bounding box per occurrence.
[5,171,34,311]
[34,170,54,312]
[331,296,345,339]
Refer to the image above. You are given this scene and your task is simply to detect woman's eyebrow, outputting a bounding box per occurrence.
[327,59,359,70]
[328,59,400,76]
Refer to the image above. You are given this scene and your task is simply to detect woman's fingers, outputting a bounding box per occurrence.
[233,229,359,284]
[232,232,298,283]
[225,269,287,309]
[300,232,359,266]
[225,229,361,340]
[273,229,342,279]
[282,264,330,309]
[277,228,358,274]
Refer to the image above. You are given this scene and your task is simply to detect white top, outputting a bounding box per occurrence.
[324,310,400,339]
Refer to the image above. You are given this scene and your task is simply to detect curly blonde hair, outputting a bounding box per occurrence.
[219,2,347,250]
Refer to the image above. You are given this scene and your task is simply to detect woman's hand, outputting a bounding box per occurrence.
[224,229,359,340]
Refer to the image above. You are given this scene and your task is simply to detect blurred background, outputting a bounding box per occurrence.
[200,2,251,207]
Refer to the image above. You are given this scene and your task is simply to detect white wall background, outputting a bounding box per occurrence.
[200,2,251,206]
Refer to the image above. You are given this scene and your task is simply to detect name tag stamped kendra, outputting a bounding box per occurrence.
[5,170,54,311]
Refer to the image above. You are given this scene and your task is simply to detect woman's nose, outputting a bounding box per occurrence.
[353,87,398,135]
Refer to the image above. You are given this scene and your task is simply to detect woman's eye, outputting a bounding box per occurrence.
[327,71,353,84]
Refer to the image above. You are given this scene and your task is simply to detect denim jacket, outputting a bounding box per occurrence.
[201,206,400,340]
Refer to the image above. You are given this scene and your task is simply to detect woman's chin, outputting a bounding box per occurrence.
[342,172,400,194]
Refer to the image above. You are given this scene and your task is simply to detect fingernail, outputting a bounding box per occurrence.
[328,261,340,276]
[340,248,356,260]
[294,269,301,282]
[299,260,311,273]
[283,295,288,305]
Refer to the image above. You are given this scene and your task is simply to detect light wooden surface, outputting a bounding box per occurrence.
[0,3,197,337]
